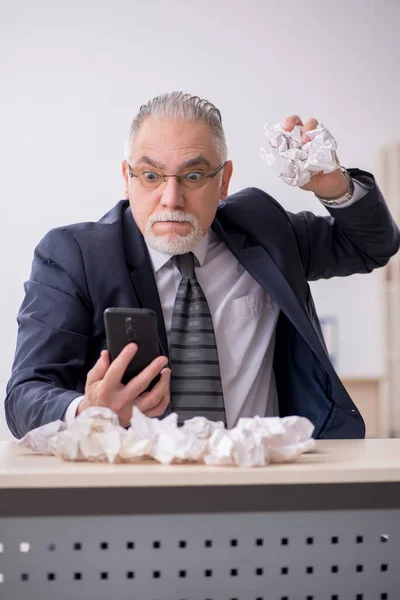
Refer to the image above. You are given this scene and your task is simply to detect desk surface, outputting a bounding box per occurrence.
[1,439,400,489]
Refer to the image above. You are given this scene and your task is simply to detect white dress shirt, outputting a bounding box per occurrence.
[64,181,367,426]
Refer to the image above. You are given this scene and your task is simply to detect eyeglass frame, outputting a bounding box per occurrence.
[126,160,227,187]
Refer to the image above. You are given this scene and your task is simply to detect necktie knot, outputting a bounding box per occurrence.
[172,253,195,280]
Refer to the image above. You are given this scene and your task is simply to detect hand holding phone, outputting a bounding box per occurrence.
[77,309,171,426]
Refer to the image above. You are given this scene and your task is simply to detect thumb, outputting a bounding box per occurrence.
[301,117,319,144]
[86,350,110,386]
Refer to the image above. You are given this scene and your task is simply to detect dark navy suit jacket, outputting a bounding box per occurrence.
[6,169,400,439]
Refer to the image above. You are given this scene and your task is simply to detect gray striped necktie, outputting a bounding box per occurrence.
[170,252,226,425]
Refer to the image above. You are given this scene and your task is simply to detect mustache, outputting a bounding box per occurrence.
[148,211,197,225]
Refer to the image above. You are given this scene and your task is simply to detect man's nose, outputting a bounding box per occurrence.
[160,176,184,209]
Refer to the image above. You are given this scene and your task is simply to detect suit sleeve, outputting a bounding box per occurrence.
[5,228,93,438]
[288,169,400,281]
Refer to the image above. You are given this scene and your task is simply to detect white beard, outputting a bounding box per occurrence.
[144,210,204,255]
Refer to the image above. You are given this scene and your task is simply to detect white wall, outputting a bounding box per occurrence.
[1,0,399,439]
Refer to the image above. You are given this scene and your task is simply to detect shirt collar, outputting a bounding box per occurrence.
[146,231,210,273]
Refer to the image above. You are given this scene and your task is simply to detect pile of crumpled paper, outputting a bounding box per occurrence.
[260,121,339,187]
[19,407,316,468]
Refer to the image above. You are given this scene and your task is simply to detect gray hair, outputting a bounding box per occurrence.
[124,91,228,161]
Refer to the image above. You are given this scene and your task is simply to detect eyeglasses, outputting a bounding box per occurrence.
[127,161,227,190]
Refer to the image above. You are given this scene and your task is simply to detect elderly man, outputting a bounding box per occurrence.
[5,92,400,438]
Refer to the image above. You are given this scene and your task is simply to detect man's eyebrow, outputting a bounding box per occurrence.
[179,156,211,170]
[134,155,165,170]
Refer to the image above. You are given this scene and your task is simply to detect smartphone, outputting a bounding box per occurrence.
[104,308,161,386]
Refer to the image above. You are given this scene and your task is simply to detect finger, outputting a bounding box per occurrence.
[282,115,303,132]
[143,388,171,418]
[123,354,169,399]
[102,343,138,387]
[86,350,110,386]
[135,369,171,417]
[302,118,319,143]
[132,368,171,414]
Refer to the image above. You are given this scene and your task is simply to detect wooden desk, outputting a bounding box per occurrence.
[1,440,399,599]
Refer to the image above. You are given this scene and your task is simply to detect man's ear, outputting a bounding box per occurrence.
[220,160,233,200]
[121,160,129,198]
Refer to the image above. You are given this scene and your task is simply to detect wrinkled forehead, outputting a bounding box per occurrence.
[129,116,221,167]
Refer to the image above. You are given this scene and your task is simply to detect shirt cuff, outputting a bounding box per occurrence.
[63,396,84,426]
[328,179,368,209]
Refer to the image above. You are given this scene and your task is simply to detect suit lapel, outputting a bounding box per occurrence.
[122,206,169,358]
[211,217,332,372]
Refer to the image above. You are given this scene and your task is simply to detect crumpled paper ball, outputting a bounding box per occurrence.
[18,406,316,468]
[259,121,339,187]
[49,407,125,463]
